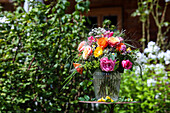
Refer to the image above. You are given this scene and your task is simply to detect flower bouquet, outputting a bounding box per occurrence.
[63,27,141,101]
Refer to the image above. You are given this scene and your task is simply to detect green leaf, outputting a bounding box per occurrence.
[78,97,85,101]
[84,95,90,101]
[61,70,77,90]
[134,62,143,80]
[124,43,137,48]
[26,108,31,112]
[76,0,83,2]
[87,81,92,86]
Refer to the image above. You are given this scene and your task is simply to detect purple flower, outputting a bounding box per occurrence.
[100,57,116,72]
[121,60,132,69]
[120,45,126,52]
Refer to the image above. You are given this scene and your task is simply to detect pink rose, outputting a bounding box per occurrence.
[78,41,87,52]
[109,32,114,38]
[104,31,114,38]
[119,37,124,42]
[121,60,133,69]
[100,57,116,72]
[88,36,96,45]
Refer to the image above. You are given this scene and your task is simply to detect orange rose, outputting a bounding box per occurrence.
[116,43,125,51]
[108,37,120,47]
[73,63,83,74]
[97,37,108,49]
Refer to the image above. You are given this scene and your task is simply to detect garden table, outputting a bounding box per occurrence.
[79,101,140,113]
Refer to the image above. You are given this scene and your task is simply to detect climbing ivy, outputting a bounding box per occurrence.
[0,0,92,112]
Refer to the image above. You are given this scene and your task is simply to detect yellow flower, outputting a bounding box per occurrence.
[106,96,111,100]
[127,47,131,52]
[98,96,114,102]
[94,46,103,57]
[112,53,115,55]
[101,97,106,102]
[105,96,114,102]
[97,98,102,102]
[92,45,96,48]
[97,97,106,102]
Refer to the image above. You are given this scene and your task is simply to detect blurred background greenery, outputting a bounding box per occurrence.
[0,0,169,112]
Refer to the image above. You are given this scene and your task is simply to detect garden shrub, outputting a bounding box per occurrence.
[0,0,93,112]
[117,42,169,113]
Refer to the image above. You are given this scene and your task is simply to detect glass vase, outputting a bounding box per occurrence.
[93,69,121,101]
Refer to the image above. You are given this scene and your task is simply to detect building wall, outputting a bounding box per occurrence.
[89,0,170,47]
[0,0,14,11]
[1,0,169,47]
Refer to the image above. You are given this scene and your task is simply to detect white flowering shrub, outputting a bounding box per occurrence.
[134,41,169,74]
[143,41,170,64]
[0,17,8,23]
[117,41,169,113]
[135,41,169,86]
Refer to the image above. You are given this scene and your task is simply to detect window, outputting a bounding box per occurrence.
[85,16,98,29]
[85,7,122,30]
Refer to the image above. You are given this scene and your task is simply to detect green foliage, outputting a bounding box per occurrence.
[117,69,169,113]
[0,0,92,112]
[117,44,169,112]
[78,95,90,101]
